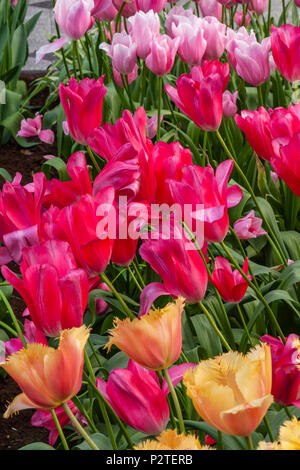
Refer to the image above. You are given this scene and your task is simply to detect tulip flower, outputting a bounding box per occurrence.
[138,220,208,315]
[165,6,195,38]
[135,0,167,13]
[17,114,55,144]
[31,400,86,446]
[100,31,137,75]
[145,34,180,76]
[234,10,251,27]
[128,10,161,59]
[105,297,184,370]
[54,0,94,40]
[134,429,204,450]
[201,16,227,60]
[271,24,300,83]
[112,0,137,18]
[209,256,252,303]
[226,27,271,86]
[165,63,225,131]
[169,160,243,243]
[0,172,46,265]
[113,65,138,87]
[91,0,117,21]
[89,107,153,162]
[1,326,90,417]
[146,114,164,139]
[4,319,47,357]
[197,0,222,21]
[260,334,300,407]
[59,76,106,145]
[251,0,267,15]
[222,90,238,118]
[1,240,89,337]
[171,20,207,66]
[258,417,300,450]
[233,210,267,239]
[183,343,273,436]
[295,0,300,6]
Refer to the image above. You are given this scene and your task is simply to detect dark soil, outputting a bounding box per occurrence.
[0,71,55,450]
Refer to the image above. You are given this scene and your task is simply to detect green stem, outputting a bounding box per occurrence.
[127,265,143,292]
[245,434,254,450]
[282,0,286,24]
[62,402,100,450]
[219,241,286,343]
[157,76,162,141]
[199,301,231,352]
[217,431,224,450]
[257,85,264,107]
[229,226,260,290]
[284,406,294,420]
[0,321,18,337]
[263,416,275,442]
[0,290,26,348]
[86,145,101,173]
[236,303,253,347]
[50,409,69,450]
[215,130,288,266]
[74,40,83,79]
[101,272,135,320]
[84,32,93,74]
[163,368,185,434]
[132,257,146,288]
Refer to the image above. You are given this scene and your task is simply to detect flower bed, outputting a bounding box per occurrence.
[1,0,300,453]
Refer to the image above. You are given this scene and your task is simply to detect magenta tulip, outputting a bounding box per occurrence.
[271,24,300,83]
[209,256,252,303]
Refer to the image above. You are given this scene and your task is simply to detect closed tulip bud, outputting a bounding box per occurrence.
[54,0,94,40]
[145,35,180,76]
[209,256,252,303]
[1,240,89,337]
[100,31,137,75]
[222,90,238,118]
[1,326,90,417]
[59,77,106,145]
[128,10,161,59]
[251,0,267,15]
[183,344,273,436]
[105,297,184,370]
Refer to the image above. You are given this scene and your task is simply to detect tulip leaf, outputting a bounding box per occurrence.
[103,351,129,373]
[74,433,113,450]
[190,314,222,358]
[18,442,55,450]
[41,157,70,181]
[265,406,300,441]
[0,168,12,182]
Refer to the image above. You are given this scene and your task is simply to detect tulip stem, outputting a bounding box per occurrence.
[157,76,163,141]
[0,290,26,348]
[257,86,264,107]
[101,272,135,319]
[62,402,100,450]
[219,241,286,344]
[245,434,254,450]
[229,226,260,290]
[163,368,185,435]
[86,145,101,173]
[127,265,143,292]
[0,320,18,338]
[83,370,134,449]
[74,40,83,80]
[199,302,232,352]
[282,0,286,24]
[50,409,69,450]
[215,130,288,267]
[236,304,253,348]
[284,406,294,420]
[133,257,146,288]
[263,416,275,442]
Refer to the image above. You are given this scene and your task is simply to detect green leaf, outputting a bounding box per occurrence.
[24,11,42,38]
[74,433,113,450]
[103,351,129,373]
[42,157,70,181]
[18,442,55,450]
[0,168,12,182]
[190,314,222,358]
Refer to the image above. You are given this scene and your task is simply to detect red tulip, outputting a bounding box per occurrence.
[1,240,89,337]
[270,131,300,198]
[59,76,106,145]
[271,24,300,82]
[165,62,225,131]
[209,256,252,303]
[261,334,300,407]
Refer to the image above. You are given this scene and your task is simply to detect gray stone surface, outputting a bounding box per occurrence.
[23,0,291,71]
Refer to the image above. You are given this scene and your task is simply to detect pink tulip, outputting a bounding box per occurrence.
[112,0,137,18]
[209,256,252,303]
[135,0,167,13]
[96,360,196,434]
[261,334,300,407]
[165,6,195,38]
[0,172,46,265]
[146,114,164,139]
[233,210,267,239]
[251,0,267,15]
[11,0,18,6]
[88,278,111,315]
[4,319,47,357]
[234,10,251,27]
[1,240,89,337]
[222,90,238,118]
[271,24,300,83]
[138,220,208,315]
[113,64,138,87]
[197,0,222,21]
[165,62,226,131]
[171,20,207,66]
[226,27,271,86]
[100,31,137,75]
[31,401,86,446]
[59,76,106,145]
[201,16,226,60]
[54,0,94,40]
[88,107,153,162]
[91,0,117,21]
[169,160,243,243]
[17,114,54,144]
[295,0,300,6]
[128,10,161,59]
[145,34,180,76]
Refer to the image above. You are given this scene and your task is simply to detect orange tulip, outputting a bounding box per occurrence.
[134,429,207,450]
[183,343,273,436]
[1,325,90,418]
[105,297,184,370]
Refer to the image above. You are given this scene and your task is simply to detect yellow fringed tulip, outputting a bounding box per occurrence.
[134,429,210,450]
